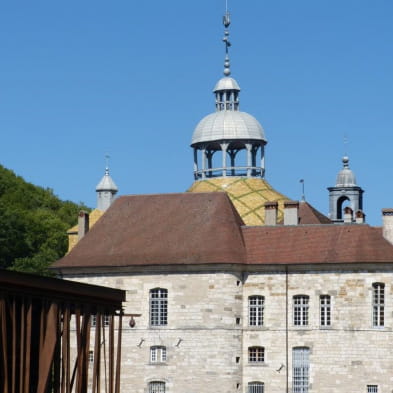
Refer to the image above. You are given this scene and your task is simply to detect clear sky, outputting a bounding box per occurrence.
[1,1,392,225]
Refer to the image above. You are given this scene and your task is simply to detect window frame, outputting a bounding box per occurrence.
[293,295,309,326]
[150,288,168,327]
[292,346,310,393]
[248,346,265,364]
[150,345,167,363]
[248,381,264,393]
[149,381,166,393]
[320,295,331,328]
[372,283,385,328]
[248,295,264,327]
[367,385,378,393]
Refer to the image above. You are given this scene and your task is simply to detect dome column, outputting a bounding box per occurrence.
[221,143,229,177]
[201,147,207,179]
[246,143,252,177]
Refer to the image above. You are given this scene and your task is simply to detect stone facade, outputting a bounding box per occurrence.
[64,262,393,393]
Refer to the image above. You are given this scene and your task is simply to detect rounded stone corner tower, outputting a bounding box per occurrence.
[328,156,365,223]
[187,8,289,226]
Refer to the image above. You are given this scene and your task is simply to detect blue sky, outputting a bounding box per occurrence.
[1,1,392,225]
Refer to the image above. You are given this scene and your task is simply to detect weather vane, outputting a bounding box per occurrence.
[222,0,231,76]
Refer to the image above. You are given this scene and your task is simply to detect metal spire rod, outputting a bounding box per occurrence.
[222,0,231,76]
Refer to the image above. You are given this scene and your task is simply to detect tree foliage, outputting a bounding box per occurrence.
[0,164,89,275]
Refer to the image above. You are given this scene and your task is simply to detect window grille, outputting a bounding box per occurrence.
[293,295,309,326]
[248,382,264,393]
[249,296,264,326]
[293,347,309,393]
[91,314,109,327]
[149,381,165,393]
[150,346,167,363]
[367,385,378,393]
[248,347,265,363]
[320,295,331,327]
[150,288,168,326]
[372,283,384,327]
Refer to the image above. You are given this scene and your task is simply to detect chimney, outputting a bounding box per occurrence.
[382,209,393,244]
[355,210,365,224]
[284,201,299,225]
[264,201,278,225]
[78,210,90,241]
[343,206,353,223]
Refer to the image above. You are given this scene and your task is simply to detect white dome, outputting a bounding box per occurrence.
[214,77,240,92]
[191,110,266,146]
[335,156,357,187]
[96,170,118,192]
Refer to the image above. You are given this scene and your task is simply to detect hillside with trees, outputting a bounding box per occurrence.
[0,164,89,275]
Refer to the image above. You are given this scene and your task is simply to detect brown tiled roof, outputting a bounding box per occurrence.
[298,201,332,225]
[243,225,393,264]
[53,193,246,269]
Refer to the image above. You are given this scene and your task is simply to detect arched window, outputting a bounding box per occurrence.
[149,381,165,393]
[293,295,309,326]
[372,283,385,327]
[248,296,264,326]
[248,346,265,363]
[150,288,168,326]
[248,381,264,393]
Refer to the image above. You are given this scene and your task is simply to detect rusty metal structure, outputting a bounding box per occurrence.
[0,270,125,393]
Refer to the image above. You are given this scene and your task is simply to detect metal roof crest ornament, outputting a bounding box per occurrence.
[222,1,231,76]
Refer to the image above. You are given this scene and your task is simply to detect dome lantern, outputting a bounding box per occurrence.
[191,8,267,180]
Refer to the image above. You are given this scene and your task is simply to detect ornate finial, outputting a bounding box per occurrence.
[222,0,231,76]
[105,154,110,175]
[342,155,350,169]
[299,179,306,202]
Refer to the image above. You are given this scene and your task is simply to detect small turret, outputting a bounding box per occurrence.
[96,164,118,212]
[328,156,364,223]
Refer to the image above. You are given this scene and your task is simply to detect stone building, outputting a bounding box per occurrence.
[53,8,393,393]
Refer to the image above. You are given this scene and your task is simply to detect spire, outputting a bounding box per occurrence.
[222,1,231,76]
[96,155,118,211]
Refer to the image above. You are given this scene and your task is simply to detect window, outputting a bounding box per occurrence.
[372,283,384,327]
[293,347,309,393]
[249,296,264,326]
[91,314,109,327]
[150,346,167,363]
[89,350,94,363]
[320,295,331,327]
[248,382,264,393]
[293,295,309,326]
[367,385,378,393]
[149,381,165,393]
[248,346,265,363]
[150,288,168,326]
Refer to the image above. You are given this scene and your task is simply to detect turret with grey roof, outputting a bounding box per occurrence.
[328,156,364,223]
[96,165,118,211]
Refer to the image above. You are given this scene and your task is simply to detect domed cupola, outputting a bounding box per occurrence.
[335,156,357,187]
[191,9,267,180]
[328,156,364,223]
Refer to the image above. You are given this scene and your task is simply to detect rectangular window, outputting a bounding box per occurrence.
[150,346,167,363]
[249,296,264,326]
[293,295,309,326]
[320,295,331,327]
[367,385,378,393]
[373,283,384,327]
[150,288,168,326]
[248,382,264,393]
[293,347,309,393]
[248,347,265,363]
[89,350,94,363]
[91,314,109,327]
[149,381,165,393]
